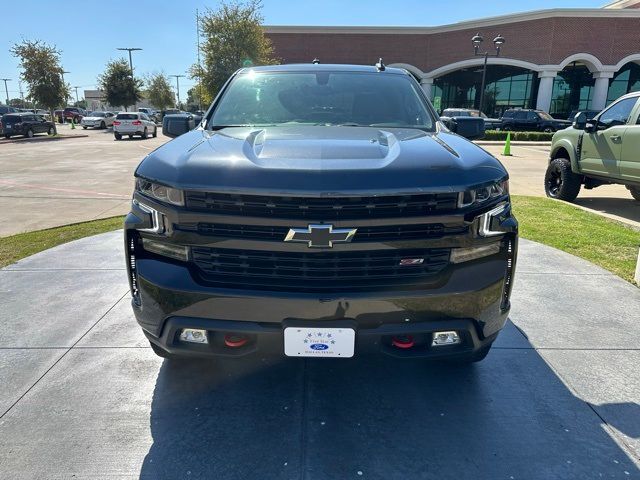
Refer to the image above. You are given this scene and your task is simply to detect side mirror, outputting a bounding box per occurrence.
[441,116,485,140]
[573,111,587,130]
[440,116,455,131]
[162,113,195,138]
[584,121,597,133]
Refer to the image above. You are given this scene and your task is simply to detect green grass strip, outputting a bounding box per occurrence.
[0,216,125,268]
[512,195,639,284]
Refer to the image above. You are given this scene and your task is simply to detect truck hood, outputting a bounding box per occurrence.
[136,126,508,195]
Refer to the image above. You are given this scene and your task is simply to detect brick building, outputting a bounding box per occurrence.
[264,1,640,118]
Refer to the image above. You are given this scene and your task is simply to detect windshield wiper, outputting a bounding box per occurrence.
[208,124,251,131]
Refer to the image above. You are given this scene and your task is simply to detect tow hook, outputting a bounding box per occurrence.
[224,334,249,348]
[391,335,415,349]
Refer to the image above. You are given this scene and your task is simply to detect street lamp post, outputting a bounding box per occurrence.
[472,33,505,115]
[73,86,80,104]
[171,74,185,109]
[60,71,70,122]
[1,78,11,106]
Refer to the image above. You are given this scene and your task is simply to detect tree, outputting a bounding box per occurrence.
[145,73,175,111]
[11,39,69,132]
[98,59,142,111]
[74,99,87,109]
[192,0,278,100]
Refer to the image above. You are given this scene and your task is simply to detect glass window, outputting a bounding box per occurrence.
[433,65,537,118]
[211,72,434,130]
[607,63,640,105]
[550,64,594,119]
[116,113,138,120]
[598,97,637,126]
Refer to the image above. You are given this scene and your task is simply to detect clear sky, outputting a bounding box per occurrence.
[1,0,605,101]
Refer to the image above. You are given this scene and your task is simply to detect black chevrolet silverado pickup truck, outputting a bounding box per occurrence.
[125,63,518,363]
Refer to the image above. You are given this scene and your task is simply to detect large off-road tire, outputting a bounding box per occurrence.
[544,157,582,202]
[629,186,640,201]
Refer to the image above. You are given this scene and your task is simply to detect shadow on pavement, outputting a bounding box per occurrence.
[139,327,639,480]
[574,196,640,226]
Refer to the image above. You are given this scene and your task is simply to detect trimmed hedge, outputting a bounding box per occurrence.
[482,130,554,141]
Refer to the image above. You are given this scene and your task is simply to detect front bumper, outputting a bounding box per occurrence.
[125,193,518,359]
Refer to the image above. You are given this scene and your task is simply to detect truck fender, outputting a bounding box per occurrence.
[550,137,580,172]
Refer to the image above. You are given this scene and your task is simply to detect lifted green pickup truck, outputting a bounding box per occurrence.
[546,92,640,202]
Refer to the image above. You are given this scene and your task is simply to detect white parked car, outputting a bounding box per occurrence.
[113,112,157,140]
[81,111,115,129]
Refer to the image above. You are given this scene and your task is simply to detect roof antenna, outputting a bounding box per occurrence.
[375,58,385,71]
[312,58,320,64]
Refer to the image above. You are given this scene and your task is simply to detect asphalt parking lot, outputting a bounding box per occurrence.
[0,232,638,479]
[1,128,639,236]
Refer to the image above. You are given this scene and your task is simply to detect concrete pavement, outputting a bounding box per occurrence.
[0,231,638,479]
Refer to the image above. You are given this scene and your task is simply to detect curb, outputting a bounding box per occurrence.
[0,134,90,144]
[474,141,551,146]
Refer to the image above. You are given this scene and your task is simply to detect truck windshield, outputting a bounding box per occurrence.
[210,71,435,130]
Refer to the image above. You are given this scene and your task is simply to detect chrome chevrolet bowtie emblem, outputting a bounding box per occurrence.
[284,224,357,248]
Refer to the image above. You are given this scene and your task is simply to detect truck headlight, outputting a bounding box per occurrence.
[458,179,508,208]
[136,178,184,206]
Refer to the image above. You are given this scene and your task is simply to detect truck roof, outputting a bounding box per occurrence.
[237,63,410,75]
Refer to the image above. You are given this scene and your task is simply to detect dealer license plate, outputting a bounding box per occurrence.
[284,327,355,358]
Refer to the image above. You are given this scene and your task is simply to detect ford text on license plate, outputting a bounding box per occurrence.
[284,327,355,358]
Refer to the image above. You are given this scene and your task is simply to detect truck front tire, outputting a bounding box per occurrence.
[545,158,582,202]
[628,186,640,201]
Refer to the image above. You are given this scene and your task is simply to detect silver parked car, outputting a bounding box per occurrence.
[113,112,157,140]
[81,111,115,129]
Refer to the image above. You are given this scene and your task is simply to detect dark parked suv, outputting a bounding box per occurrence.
[501,109,570,132]
[125,63,518,363]
[1,112,55,138]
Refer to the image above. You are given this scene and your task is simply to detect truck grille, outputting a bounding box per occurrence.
[191,247,450,292]
[184,192,459,219]
[178,222,468,242]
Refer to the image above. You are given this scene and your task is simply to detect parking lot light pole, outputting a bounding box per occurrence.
[472,33,505,115]
[1,78,11,106]
[73,86,80,104]
[171,74,185,109]
[117,48,142,110]
[117,47,142,80]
